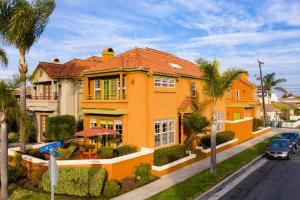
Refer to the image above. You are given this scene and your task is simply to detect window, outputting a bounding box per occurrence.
[192,82,196,97]
[236,90,240,101]
[215,112,224,132]
[226,88,230,97]
[107,121,113,130]
[115,120,123,134]
[168,79,175,88]
[100,120,106,128]
[94,79,101,99]
[154,119,175,147]
[155,77,161,87]
[155,121,161,147]
[90,119,97,128]
[122,75,126,98]
[162,78,168,87]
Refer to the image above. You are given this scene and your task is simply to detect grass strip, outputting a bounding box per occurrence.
[147,136,277,200]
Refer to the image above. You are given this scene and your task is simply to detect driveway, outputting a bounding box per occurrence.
[220,150,300,200]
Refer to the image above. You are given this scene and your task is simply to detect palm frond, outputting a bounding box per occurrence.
[0,48,8,66]
[220,68,246,96]
[274,87,288,95]
[273,78,287,85]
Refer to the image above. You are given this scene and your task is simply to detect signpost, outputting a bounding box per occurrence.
[40,141,62,200]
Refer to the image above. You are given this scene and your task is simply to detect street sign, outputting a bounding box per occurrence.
[46,151,61,158]
[49,154,59,185]
[39,141,62,153]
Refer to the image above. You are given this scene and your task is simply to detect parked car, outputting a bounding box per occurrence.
[266,139,294,160]
[280,132,300,149]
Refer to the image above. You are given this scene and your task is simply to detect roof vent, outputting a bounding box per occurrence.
[169,63,182,69]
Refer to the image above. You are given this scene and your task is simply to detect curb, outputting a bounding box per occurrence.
[196,154,266,200]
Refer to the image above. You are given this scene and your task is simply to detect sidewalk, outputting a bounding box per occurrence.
[113,130,279,200]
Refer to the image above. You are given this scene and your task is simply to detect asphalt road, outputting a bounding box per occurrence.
[220,150,300,200]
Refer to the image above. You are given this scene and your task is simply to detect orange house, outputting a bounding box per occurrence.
[80,48,226,149]
[225,73,260,121]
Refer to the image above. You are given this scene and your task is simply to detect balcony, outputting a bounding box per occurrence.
[226,96,257,108]
[81,94,128,115]
[27,95,58,112]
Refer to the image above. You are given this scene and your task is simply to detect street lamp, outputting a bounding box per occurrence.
[258,60,266,128]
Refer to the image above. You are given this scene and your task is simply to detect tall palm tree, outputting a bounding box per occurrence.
[0,48,8,66]
[0,82,20,200]
[0,0,55,153]
[257,72,287,98]
[198,59,245,173]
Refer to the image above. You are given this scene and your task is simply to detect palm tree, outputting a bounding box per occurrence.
[0,0,55,153]
[0,81,20,200]
[198,59,245,173]
[257,72,287,98]
[0,48,8,66]
[184,112,209,149]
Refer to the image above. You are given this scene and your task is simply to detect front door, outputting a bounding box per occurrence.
[40,115,48,142]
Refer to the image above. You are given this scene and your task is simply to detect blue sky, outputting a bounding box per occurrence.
[1,0,300,94]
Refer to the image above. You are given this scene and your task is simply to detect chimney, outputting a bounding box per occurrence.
[52,58,60,63]
[102,48,114,62]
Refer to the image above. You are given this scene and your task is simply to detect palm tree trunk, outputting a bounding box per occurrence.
[19,49,27,153]
[0,111,8,200]
[210,101,217,174]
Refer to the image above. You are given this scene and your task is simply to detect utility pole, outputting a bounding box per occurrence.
[258,60,266,127]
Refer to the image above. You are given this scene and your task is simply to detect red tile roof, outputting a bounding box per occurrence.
[33,57,102,80]
[74,127,119,137]
[178,97,192,111]
[240,78,257,88]
[84,48,201,78]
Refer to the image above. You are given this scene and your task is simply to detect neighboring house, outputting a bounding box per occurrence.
[257,92,279,104]
[81,47,226,149]
[263,103,281,121]
[14,87,31,102]
[28,58,102,142]
[225,73,260,121]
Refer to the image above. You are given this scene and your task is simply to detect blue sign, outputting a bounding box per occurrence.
[39,141,62,153]
[50,151,61,158]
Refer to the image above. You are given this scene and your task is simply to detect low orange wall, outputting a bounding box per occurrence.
[225,119,253,143]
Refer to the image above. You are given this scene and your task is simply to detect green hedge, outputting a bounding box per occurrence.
[103,180,121,198]
[134,163,153,184]
[41,168,106,197]
[115,145,137,156]
[253,118,263,131]
[154,145,187,166]
[97,147,115,159]
[44,115,76,141]
[201,131,235,148]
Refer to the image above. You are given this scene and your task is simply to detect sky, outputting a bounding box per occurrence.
[1,0,300,95]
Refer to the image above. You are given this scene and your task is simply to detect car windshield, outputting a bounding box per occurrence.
[281,134,297,140]
[269,140,289,148]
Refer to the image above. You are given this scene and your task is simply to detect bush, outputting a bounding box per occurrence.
[8,132,18,143]
[154,145,186,166]
[41,168,106,197]
[253,118,263,131]
[57,145,78,160]
[134,163,152,184]
[103,180,121,198]
[44,115,76,141]
[97,147,115,159]
[27,148,44,159]
[201,131,235,148]
[115,145,137,156]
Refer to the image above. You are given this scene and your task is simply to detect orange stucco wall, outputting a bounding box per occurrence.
[225,119,253,143]
[81,71,225,149]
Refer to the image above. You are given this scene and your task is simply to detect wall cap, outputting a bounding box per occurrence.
[225,117,253,124]
[252,127,271,135]
[196,138,239,153]
[152,154,196,171]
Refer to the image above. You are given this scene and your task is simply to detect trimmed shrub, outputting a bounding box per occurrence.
[27,148,44,159]
[134,163,152,184]
[154,145,187,166]
[253,118,263,131]
[201,131,235,148]
[103,180,121,198]
[57,145,78,160]
[97,147,115,159]
[115,145,137,156]
[44,115,76,141]
[41,168,106,197]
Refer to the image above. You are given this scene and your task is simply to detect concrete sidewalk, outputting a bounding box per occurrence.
[113,130,279,200]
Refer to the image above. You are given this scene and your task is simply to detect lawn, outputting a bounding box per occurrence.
[147,136,277,200]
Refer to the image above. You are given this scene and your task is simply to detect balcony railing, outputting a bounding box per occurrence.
[84,94,127,101]
[30,95,58,100]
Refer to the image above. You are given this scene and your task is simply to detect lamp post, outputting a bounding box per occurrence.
[258,60,266,127]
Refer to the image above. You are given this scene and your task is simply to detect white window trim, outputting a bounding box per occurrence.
[155,77,161,87]
[155,119,176,147]
[90,119,97,128]
[236,89,240,101]
[168,79,175,88]
[226,88,230,97]
[192,82,196,97]
[215,112,224,132]
[162,78,168,87]
[94,79,101,99]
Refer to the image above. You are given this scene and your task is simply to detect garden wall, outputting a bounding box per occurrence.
[225,117,253,143]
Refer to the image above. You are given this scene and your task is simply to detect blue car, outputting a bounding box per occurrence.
[266,139,294,160]
[280,132,300,150]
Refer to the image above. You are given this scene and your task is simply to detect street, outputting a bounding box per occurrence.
[220,150,300,200]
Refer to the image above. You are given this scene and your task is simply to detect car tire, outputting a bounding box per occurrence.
[287,153,291,160]
[296,144,299,149]
[293,148,296,154]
